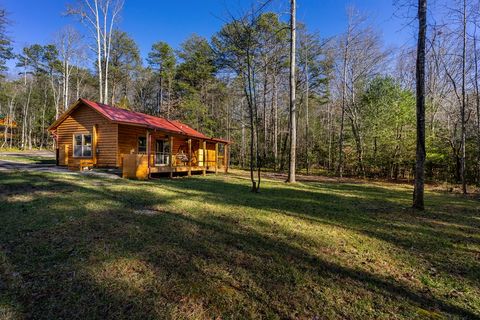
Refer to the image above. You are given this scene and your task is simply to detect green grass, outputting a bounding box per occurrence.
[0,154,55,164]
[0,170,479,319]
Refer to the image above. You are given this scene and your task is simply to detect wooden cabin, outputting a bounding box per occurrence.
[48,98,230,179]
[0,114,18,143]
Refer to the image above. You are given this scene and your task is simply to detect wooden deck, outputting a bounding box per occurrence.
[149,165,222,173]
[121,153,228,179]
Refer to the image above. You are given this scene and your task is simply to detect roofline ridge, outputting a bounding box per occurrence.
[83,98,183,125]
[50,98,228,143]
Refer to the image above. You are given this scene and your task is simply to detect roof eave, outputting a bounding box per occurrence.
[48,98,116,131]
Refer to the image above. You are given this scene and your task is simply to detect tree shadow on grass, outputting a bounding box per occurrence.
[157,176,480,292]
[0,171,479,319]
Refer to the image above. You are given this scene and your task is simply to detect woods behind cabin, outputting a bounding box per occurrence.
[0,1,480,189]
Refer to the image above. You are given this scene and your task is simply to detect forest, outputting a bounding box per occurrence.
[1,1,480,318]
[0,0,479,191]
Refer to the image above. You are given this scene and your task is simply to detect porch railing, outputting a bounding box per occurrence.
[151,152,223,168]
[154,152,170,166]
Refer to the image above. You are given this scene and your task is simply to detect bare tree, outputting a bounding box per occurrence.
[413,0,427,210]
[335,8,387,178]
[337,19,351,178]
[212,4,272,192]
[433,0,470,193]
[475,26,480,184]
[304,39,310,174]
[56,26,83,113]
[460,0,468,194]
[66,0,123,104]
[336,8,366,178]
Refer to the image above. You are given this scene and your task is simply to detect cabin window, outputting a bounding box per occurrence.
[138,136,147,154]
[154,139,170,166]
[218,143,225,154]
[73,133,92,157]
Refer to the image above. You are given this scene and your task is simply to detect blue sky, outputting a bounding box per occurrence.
[3,0,412,73]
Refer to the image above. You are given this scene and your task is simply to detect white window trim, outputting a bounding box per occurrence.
[73,133,93,158]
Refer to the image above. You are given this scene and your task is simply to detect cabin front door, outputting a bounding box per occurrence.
[155,139,170,166]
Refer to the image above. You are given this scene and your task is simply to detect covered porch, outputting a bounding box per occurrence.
[121,128,229,179]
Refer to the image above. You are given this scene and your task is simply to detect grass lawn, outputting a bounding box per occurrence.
[0,170,479,319]
[0,155,55,165]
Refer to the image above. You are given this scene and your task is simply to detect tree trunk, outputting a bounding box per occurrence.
[475,32,480,185]
[21,83,32,150]
[305,44,310,175]
[28,113,33,150]
[263,64,268,162]
[287,0,297,183]
[76,70,81,100]
[66,61,70,109]
[241,104,246,169]
[103,1,110,104]
[460,0,467,194]
[94,0,103,103]
[338,37,349,178]
[245,45,259,192]
[159,76,163,116]
[272,72,278,170]
[327,103,333,171]
[40,87,47,149]
[413,0,427,210]
[350,118,365,178]
[168,78,172,119]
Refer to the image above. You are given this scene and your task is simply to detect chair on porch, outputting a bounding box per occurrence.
[175,150,189,165]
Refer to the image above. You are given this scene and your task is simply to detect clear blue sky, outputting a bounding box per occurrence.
[3,0,411,73]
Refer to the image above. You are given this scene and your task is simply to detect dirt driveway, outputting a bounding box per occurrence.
[0,150,122,179]
[0,150,70,173]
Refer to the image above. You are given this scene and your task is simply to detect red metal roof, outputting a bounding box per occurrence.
[48,98,230,143]
[81,99,188,135]
[169,120,229,143]
[168,120,206,139]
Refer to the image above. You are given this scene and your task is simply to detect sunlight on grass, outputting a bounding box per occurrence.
[0,155,55,164]
[0,170,479,319]
[89,257,156,293]
[0,304,19,320]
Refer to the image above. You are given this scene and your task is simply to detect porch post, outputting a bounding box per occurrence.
[150,131,155,167]
[215,142,218,175]
[65,144,69,166]
[224,143,228,174]
[188,138,192,177]
[146,130,151,177]
[202,140,207,176]
[92,124,98,166]
[169,135,174,178]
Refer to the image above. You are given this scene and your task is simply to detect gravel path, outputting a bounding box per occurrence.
[0,151,120,178]
[0,150,66,173]
[0,150,55,158]
[0,160,72,173]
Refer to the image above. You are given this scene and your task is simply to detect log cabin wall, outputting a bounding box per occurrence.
[206,142,216,167]
[57,103,118,167]
[191,140,200,166]
[117,124,151,166]
[117,127,199,168]
[173,137,188,154]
